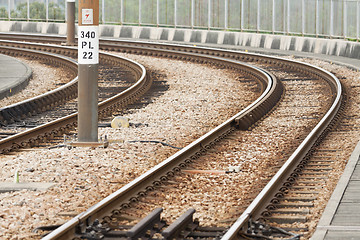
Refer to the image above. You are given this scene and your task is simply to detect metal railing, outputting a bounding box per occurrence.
[0,0,359,40]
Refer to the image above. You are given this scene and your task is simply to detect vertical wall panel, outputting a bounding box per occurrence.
[104,0,121,23]
[228,0,241,29]
[258,0,272,32]
[273,0,285,32]
[30,0,46,20]
[194,0,208,28]
[318,0,331,36]
[304,0,316,35]
[332,0,344,37]
[288,0,302,33]
[47,0,64,21]
[158,0,174,25]
[176,0,191,26]
[0,0,8,18]
[345,0,357,38]
[140,0,156,24]
[211,0,224,28]
[123,0,139,23]
[242,0,257,30]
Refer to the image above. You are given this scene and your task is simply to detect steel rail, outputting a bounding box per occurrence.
[41,55,282,239]
[221,62,343,240]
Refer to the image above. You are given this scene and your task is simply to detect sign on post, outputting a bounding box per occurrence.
[82,9,93,24]
[78,26,99,64]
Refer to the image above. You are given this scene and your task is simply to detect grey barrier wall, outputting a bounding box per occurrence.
[0,0,359,41]
[1,21,360,60]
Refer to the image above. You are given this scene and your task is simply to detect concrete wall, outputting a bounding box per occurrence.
[1,21,359,60]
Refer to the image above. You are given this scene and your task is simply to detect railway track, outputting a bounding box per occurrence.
[97,39,344,239]
[0,39,279,151]
[0,44,150,153]
[0,35,347,239]
[0,45,78,126]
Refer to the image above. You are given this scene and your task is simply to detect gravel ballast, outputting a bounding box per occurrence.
[0,54,258,239]
[0,53,359,240]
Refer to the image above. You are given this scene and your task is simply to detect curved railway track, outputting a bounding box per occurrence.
[0,40,281,151]
[0,45,78,126]
[0,35,347,239]
[0,44,150,153]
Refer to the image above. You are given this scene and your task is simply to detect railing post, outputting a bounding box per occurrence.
[8,0,10,20]
[241,0,244,31]
[102,0,105,24]
[287,0,290,34]
[174,0,177,27]
[257,0,260,32]
[357,0,359,41]
[139,0,141,25]
[208,0,211,29]
[27,0,29,21]
[121,0,124,24]
[272,0,275,34]
[157,0,159,26]
[330,0,334,38]
[316,0,319,37]
[46,0,48,21]
[302,0,305,36]
[191,0,194,28]
[343,0,347,39]
[225,0,228,30]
